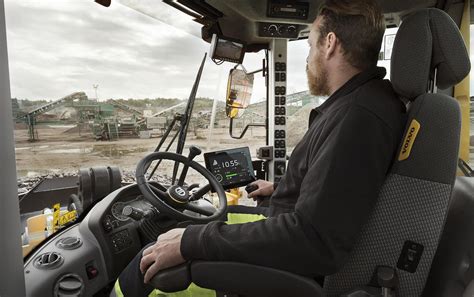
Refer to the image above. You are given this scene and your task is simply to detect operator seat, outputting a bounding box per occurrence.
[324,8,470,296]
[150,8,470,297]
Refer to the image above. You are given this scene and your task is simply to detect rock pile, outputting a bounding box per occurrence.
[17,169,173,195]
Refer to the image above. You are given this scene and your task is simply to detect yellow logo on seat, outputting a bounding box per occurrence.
[398,119,420,161]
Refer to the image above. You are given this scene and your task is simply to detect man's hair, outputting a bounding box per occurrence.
[317,0,385,70]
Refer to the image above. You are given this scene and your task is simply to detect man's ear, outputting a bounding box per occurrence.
[325,32,337,59]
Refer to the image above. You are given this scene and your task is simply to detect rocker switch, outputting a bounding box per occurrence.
[397,240,424,273]
[86,265,99,279]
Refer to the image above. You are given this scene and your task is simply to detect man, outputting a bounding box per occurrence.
[116,0,406,295]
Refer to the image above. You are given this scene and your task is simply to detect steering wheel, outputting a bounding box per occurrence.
[135,151,227,223]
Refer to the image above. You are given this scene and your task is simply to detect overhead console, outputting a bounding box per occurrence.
[260,1,309,39]
[267,0,310,20]
[163,0,314,51]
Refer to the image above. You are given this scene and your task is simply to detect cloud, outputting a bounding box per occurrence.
[3,1,239,100]
[5,1,474,103]
[288,39,309,93]
[5,0,309,102]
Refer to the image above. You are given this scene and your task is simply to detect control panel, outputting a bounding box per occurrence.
[258,22,300,39]
[274,61,287,177]
[269,39,288,182]
[110,229,133,254]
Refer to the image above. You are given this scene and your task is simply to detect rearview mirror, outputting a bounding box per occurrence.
[226,68,254,119]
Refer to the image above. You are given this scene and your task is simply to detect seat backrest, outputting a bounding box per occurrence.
[323,8,470,296]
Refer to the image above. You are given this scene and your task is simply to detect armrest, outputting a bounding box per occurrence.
[191,261,324,297]
[150,261,324,297]
[149,263,191,293]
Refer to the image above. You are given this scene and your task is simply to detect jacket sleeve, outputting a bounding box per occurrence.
[180,105,398,276]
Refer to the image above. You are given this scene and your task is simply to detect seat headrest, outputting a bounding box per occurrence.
[391,8,470,100]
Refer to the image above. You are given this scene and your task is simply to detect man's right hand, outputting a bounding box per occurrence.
[246,179,275,200]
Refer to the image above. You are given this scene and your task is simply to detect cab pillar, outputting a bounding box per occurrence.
[0,0,26,295]
[268,39,288,182]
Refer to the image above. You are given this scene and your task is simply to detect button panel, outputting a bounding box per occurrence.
[110,229,133,254]
[275,130,285,139]
[275,150,286,158]
[102,216,113,233]
[273,60,287,181]
[275,86,286,95]
[275,62,287,71]
[275,140,285,148]
[397,240,424,273]
[275,116,286,125]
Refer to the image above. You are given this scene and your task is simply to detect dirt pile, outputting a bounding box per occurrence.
[286,103,318,148]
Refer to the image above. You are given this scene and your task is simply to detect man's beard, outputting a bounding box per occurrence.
[307,55,330,96]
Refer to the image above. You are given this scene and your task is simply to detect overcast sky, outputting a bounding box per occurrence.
[5,1,474,102]
[4,0,308,102]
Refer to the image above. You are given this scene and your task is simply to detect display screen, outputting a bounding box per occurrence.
[204,147,255,190]
[210,34,245,64]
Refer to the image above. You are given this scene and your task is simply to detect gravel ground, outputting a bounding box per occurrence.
[17,169,182,194]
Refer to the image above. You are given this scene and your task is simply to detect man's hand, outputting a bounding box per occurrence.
[247,179,274,199]
[139,228,186,284]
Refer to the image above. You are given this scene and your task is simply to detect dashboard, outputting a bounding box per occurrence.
[24,147,248,296]
[24,184,169,297]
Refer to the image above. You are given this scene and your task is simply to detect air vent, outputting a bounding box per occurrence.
[56,237,82,250]
[33,252,64,270]
[54,274,84,297]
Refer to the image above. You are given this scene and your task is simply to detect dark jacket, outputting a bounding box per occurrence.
[181,67,407,276]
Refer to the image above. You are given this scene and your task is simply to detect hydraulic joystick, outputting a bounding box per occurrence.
[187,145,202,161]
[245,184,258,194]
[177,146,202,185]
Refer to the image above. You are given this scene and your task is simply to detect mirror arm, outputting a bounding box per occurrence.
[246,68,264,76]
[229,118,265,139]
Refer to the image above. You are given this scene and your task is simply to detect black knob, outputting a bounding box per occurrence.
[288,26,296,35]
[245,184,258,194]
[268,25,278,35]
[188,145,202,161]
[278,26,286,35]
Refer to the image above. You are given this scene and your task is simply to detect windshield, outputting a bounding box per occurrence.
[7,0,270,257]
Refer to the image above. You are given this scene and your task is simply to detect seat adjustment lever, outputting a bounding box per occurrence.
[376,266,399,297]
